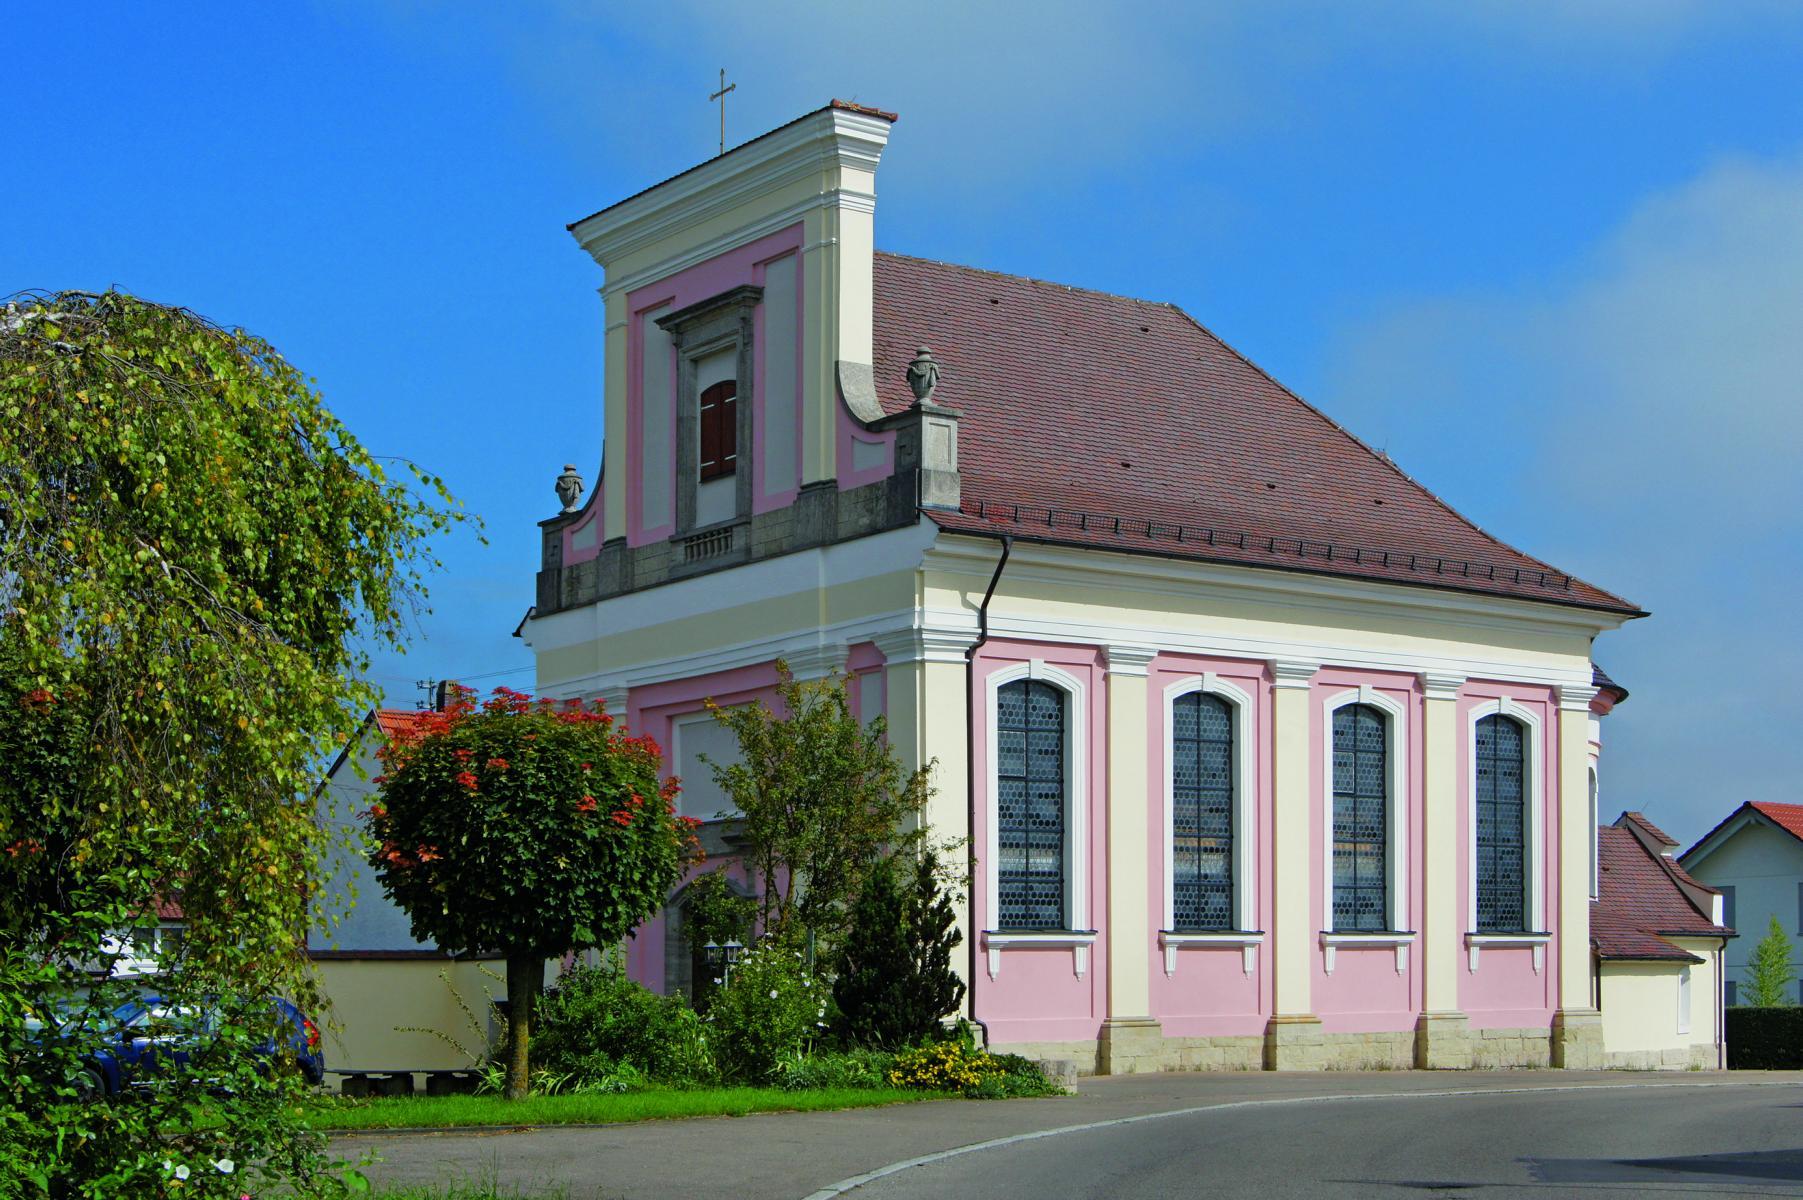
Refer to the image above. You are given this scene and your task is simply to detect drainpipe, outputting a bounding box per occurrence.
[964,535,1012,1048]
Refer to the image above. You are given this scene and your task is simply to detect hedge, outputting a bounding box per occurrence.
[1726,1007,1803,1069]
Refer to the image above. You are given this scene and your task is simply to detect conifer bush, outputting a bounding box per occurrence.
[833,850,966,1048]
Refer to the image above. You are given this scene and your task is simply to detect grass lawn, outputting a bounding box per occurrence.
[307,1084,947,1132]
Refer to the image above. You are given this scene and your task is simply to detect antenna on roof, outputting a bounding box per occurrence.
[709,68,736,156]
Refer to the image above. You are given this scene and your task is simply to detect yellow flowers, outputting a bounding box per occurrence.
[886,1042,1004,1092]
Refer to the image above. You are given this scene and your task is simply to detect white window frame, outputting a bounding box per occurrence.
[982,660,1092,980]
[1320,686,1413,975]
[1677,965,1692,1035]
[1588,765,1600,900]
[1463,698,1550,974]
[1160,673,1262,977]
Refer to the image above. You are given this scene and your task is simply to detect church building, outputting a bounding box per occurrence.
[520,102,1647,1072]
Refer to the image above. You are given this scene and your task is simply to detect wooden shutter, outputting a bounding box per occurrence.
[699,380,737,481]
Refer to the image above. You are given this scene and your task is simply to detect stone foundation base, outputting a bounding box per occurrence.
[1551,1008,1606,1069]
[1321,1029,1415,1070]
[1264,1015,1326,1070]
[1603,1044,1719,1071]
[1098,1018,1167,1075]
[1470,1025,1554,1069]
[1414,1011,1473,1070]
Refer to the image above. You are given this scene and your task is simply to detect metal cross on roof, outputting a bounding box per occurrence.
[709,68,736,156]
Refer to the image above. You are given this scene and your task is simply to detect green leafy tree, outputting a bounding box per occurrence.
[1744,915,1797,1008]
[679,867,756,1008]
[704,663,934,955]
[0,289,464,1196]
[834,850,966,1048]
[369,689,700,1099]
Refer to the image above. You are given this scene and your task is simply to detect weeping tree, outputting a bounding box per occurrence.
[369,689,700,1099]
[0,290,466,1196]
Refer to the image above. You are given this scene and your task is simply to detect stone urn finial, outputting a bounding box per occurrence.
[905,346,940,405]
[554,464,585,513]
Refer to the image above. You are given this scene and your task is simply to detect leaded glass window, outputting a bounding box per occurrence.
[1475,714,1528,932]
[1332,703,1389,932]
[996,679,1067,930]
[1172,693,1234,929]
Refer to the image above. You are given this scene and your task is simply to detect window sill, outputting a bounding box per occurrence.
[1319,930,1417,975]
[1159,930,1264,977]
[1465,931,1551,974]
[982,930,1098,981]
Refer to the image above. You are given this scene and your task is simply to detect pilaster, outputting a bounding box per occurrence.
[1102,645,1159,1064]
[1551,1008,1605,1069]
[1268,659,1318,1032]
[1556,684,1599,1012]
[1420,671,1466,1018]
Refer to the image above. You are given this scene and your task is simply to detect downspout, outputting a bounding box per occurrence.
[964,535,1012,1048]
[1717,940,1727,1070]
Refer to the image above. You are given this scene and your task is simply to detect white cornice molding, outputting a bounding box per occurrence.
[1421,671,1467,702]
[572,107,891,276]
[782,640,849,680]
[921,535,1633,639]
[1270,659,1320,690]
[1104,644,1160,676]
[1557,684,1601,712]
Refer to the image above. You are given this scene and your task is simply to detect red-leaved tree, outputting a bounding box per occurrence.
[369,688,699,1098]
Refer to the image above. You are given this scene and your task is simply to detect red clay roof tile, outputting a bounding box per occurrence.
[1751,802,1803,844]
[1592,826,1729,961]
[870,252,1640,615]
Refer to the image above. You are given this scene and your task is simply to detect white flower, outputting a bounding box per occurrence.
[163,1161,174,1174]
[174,1165,190,1181]
[213,1159,235,1175]
[712,977,722,985]
[802,979,811,988]
[769,989,778,999]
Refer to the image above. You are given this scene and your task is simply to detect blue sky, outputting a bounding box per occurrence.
[9,2,1801,845]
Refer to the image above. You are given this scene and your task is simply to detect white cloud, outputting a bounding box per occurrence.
[1324,149,1803,844]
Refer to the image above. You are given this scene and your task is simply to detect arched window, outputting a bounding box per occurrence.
[698,379,737,481]
[1475,714,1528,932]
[1171,692,1234,929]
[1332,703,1389,932]
[996,678,1066,930]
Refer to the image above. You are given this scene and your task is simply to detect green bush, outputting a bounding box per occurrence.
[771,1047,898,1092]
[1726,1006,1803,1069]
[531,965,714,1086]
[705,940,829,1082]
[834,851,966,1049]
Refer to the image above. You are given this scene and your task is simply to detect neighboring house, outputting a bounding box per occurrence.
[309,709,503,1075]
[91,898,186,980]
[1680,801,1803,1006]
[520,101,1649,1073]
[1593,813,1731,1069]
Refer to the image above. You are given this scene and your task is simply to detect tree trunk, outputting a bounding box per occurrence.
[504,952,535,1101]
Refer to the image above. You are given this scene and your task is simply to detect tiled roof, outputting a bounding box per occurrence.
[1592,826,1730,961]
[1619,810,1679,848]
[373,709,433,741]
[1591,662,1628,702]
[870,253,1640,615]
[1751,802,1803,844]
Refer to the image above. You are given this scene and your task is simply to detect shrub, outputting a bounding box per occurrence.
[531,965,714,1086]
[1743,916,1797,1008]
[887,1041,1065,1098]
[834,850,966,1048]
[705,940,829,1081]
[771,1047,898,1092]
[1726,1006,1803,1069]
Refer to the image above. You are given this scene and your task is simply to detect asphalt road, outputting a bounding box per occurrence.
[350,1073,1803,1199]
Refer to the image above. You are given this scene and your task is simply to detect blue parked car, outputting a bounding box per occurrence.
[51,995,325,1099]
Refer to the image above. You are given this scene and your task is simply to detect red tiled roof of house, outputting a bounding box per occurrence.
[373,709,433,741]
[1750,802,1803,843]
[1618,810,1679,848]
[1592,826,1730,961]
[869,253,1641,615]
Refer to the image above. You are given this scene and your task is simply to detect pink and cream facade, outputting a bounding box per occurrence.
[521,103,1646,1072]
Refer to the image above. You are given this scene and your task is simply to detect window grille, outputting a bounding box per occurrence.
[699,379,737,481]
[1475,714,1528,932]
[1332,703,1388,932]
[1171,693,1234,929]
[996,679,1066,930]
